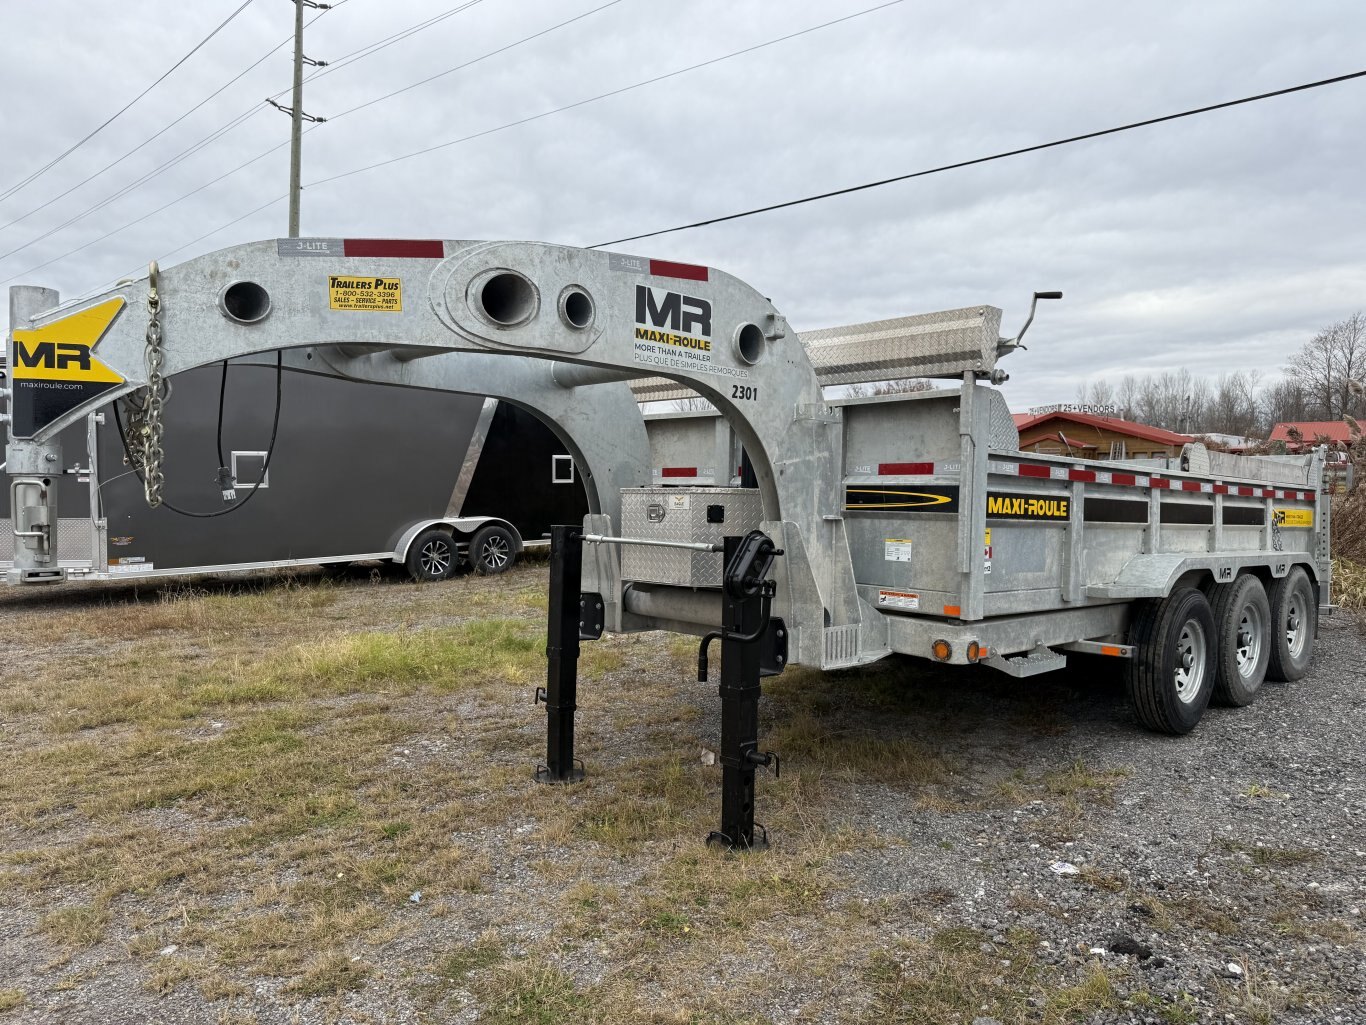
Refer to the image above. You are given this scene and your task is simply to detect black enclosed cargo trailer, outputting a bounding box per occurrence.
[0,360,588,584]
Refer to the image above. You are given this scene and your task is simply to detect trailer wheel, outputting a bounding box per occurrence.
[1209,574,1270,707]
[470,524,516,575]
[1126,586,1217,735]
[406,528,456,582]
[1266,566,1316,682]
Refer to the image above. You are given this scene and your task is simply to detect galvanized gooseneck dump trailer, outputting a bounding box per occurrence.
[5,239,1331,846]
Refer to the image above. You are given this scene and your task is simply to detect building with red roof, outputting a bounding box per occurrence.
[1267,421,1355,452]
[1013,410,1191,460]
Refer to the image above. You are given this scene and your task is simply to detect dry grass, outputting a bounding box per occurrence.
[858,927,1120,1024]
[0,564,1298,1022]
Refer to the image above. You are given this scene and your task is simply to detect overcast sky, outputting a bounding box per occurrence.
[2,0,1362,410]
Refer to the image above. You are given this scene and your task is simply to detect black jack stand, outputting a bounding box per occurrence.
[699,532,786,851]
[535,524,593,784]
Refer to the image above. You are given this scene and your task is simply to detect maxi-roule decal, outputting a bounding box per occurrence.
[986,491,1071,521]
[9,297,126,439]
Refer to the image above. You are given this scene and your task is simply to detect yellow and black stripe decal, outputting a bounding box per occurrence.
[845,486,960,512]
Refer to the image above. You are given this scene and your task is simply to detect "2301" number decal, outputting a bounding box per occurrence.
[732,384,758,400]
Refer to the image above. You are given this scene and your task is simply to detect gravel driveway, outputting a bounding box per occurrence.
[0,570,1361,1024]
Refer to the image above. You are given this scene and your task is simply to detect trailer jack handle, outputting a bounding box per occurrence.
[998,290,1063,356]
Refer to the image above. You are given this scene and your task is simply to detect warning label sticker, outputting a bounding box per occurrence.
[328,276,402,312]
[877,590,920,611]
[1272,508,1314,528]
[884,539,913,563]
[109,557,154,574]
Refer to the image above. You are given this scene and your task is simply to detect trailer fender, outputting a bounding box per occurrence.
[392,518,524,564]
[1088,553,1317,602]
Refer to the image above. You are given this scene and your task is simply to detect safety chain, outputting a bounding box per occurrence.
[139,261,167,508]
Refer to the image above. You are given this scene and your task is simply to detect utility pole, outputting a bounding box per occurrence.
[287,0,304,238]
[268,0,330,238]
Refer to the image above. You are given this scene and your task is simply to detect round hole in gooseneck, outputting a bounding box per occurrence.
[561,288,594,329]
[735,322,765,365]
[479,272,537,326]
[220,281,271,324]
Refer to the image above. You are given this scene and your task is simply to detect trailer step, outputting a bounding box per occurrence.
[982,644,1068,678]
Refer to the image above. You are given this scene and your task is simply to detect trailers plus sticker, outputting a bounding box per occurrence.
[1272,508,1313,528]
[986,491,1070,521]
[9,297,125,439]
[328,276,402,312]
[844,486,960,512]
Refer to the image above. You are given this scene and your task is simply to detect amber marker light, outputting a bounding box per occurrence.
[931,639,952,661]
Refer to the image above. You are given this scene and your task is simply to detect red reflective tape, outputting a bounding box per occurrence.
[1181,481,1202,492]
[649,258,709,281]
[342,238,445,258]
[1112,473,1136,487]
[1150,478,1170,489]
[660,466,697,478]
[878,462,935,475]
[1213,484,1228,494]
[1069,469,1096,482]
[1018,464,1051,479]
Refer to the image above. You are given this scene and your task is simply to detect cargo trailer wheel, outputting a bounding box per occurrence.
[471,524,516,575]
[407,528,456,582]
[1126,586,1217,735]
[1266,566,1316,682]
[1209,574,1270,707]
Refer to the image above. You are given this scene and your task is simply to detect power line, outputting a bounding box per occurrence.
[0,139,291,288]
[329,0,626,120]
[593,68,1366,247]
[308,0,906,188]
[0,0,257,205]
[0,2,346,255]
[0,0,634,284]
[302,0,488,85]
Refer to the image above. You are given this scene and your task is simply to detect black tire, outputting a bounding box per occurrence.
[405,528,456,582]
[1208,574,1271,707]
[1266,566,1316,682]
[1126,586,1217,735]
[470,524,517,575]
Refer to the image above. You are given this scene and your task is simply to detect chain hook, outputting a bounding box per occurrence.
[140,260,167,508]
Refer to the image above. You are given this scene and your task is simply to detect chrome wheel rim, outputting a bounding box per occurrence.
[420,540,451,576]
[1235,601,1264,680]
[1174,619,1207,704]
[481,535,510,570]
[1285,591,1307,659]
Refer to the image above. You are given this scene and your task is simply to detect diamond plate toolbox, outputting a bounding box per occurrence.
[620,487,766,587]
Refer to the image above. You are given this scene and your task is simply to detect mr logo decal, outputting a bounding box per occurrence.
[631,284,721,375]
[9,297,126,438]
[635,285,712,339]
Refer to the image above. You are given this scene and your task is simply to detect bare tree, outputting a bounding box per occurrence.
[844,378,934,398]
[1074,379,1116,407]
[1286,312,1366,420]
[1207,370,1263,437]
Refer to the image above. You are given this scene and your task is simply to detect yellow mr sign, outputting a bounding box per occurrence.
[9,298,126,439]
